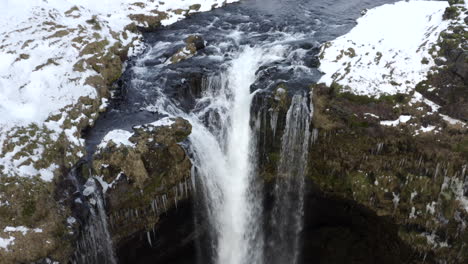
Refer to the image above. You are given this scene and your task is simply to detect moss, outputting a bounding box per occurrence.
[453,138,468,159]
[443,6,460,20]
[80,39,109,56]
[319,42,332,60]
[448,0,465,5]
[19,53,30,60]
[46,29,71,39]
[128,11,168,30]
[345,47,356,58]
[131,2,146,8]
[306,86,468,261]
[189,4,201,11]
[34,58,59,71]
[64,6,79,16]
[85,15,102,30]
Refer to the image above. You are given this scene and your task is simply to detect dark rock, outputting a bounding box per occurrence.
[92,118,192,245]
[454,51,468,83]
[185,35,205,51]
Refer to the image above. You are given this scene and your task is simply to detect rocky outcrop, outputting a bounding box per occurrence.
[299,82,466,263]
[417,2,468,122]
[92,118,192,246]
[251,76,467,263]
[169,35,206,64]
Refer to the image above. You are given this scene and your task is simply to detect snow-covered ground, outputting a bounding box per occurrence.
[0,0,238,181]
[318,0,449,96]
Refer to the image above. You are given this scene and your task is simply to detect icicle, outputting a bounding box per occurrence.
[311,128,319,144]
[434,163,440,180]
[162,195,167,212]
[151,199,155,213]
[270,110,279,138]
[190,166,197,191]
[147,231,152,247]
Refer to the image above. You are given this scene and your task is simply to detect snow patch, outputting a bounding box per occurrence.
[98,129,135,149]
[319,0,449,96]
[4,226,43,234]
[380,115,411,127]
[0,236,15,250]
[150,117,175,127]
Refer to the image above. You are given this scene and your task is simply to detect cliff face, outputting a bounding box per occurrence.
[91,118,192,247]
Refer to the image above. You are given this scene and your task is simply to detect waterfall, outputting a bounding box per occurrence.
[131,34,304,263]
[71,173,116,264]
[188,46,265,264]
[268,93,312,264]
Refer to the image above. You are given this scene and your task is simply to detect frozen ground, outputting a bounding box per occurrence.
[318,0,449,96]
[0,0,238,181]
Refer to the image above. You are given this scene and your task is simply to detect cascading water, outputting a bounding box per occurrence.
[159,45,288,264]
[268,93,312,264]
[117,31,315,262]
[70,172,116,264]
[188,47,264,264]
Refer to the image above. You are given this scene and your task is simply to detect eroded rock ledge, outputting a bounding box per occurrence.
[91,118,192,246]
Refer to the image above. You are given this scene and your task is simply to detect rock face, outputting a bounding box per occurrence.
[252,77,467,263]
[92,118,192,246]
[416,3,468,122]
[308,84,467,263]
[169,35,206,64]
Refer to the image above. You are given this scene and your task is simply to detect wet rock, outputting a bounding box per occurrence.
[305,83,468,263]
[185,35,205,51]
[170,35,205,64]
[454,50,468,83]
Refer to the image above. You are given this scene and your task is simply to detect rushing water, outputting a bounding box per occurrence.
[67,169,116,264]
[268,94,312,264]
[142,43,296,264]
[82,0,401,263]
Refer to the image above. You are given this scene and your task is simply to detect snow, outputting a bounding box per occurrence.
[98,129,134,149]
[1,226,44,250]
[411,92,467,127]
[0,0,238,180]
[1,0,236,126]
[319,0,449,96]
[3,226,43,234]
[364,113,379,119]
[67,216,77,225]
[419,125,436,133]
[440,114,465,126]
[380,115,412,127]
[0,236,15,250]
[150,117,175,127]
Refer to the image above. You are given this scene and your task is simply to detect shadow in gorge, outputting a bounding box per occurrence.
[117,199,203,264]
[117,181,429,264]
[301,182,433,264]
